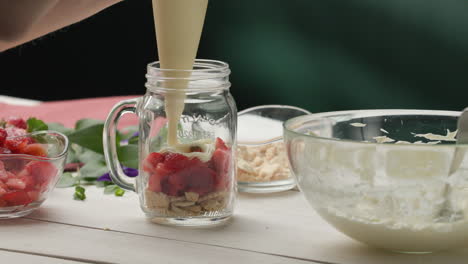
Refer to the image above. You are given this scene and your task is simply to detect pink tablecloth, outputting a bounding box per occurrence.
[0,95,141,128]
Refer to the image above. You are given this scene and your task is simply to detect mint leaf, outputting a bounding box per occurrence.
[95,180,114,188]
[66,145,80,163]
[127,137,139,145]
[115,188,125,197]
[120,126,139,140]
[79,160,108,179]
[76,148,105,164]
[47,122,73,135]
[75,186,85,193]
[75,119,104,130]
[27,117,48,133]
[56,172,78,188]
[104,185,119,195]
[117,144,139,169]
[67,123,104,153]
[74,186,86,200]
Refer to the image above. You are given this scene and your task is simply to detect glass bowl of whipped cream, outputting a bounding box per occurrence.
[237,105,310,193]
[284,109,468,253]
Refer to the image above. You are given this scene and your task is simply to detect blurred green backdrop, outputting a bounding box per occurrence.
[200,0,468,112]
[1,0,468,113]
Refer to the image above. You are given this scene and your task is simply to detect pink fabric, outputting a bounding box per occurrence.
[0,95,142,128]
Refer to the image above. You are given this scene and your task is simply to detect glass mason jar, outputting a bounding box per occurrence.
[103,59,237,226]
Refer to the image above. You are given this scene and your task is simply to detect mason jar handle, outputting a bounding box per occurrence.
[103,98,138,192]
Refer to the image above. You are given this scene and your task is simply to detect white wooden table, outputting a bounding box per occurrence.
[1,96,467,264]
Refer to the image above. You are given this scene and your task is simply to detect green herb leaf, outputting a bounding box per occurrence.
[117,144,139,169]
[74,186,86,200]
[66,145,79,163]
[95,181,114,188]
[75,186,85,193]
[74,192,86,200]
[79,160,108,179]
[120,126,139,140]
[82,177,100,182]
[115,188,125,197]
[67,123,105,154]
[59,118,139,201]
[75,119,104,130]
[76,148,105,164]
[104,185,119,195]
[56,172,78,188]
[127,136,139,145]
[27,117,48,133]
[47,122,73,135]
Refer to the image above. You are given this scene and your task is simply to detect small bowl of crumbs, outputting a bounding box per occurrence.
[237,105,311,193]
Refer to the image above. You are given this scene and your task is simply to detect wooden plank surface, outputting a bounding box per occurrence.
[0,249,82,263]
[1,96,467,263]
[21,187,468,264]
[0,218,317,264]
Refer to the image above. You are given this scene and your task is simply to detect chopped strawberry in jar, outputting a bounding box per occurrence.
[143,138,233,216]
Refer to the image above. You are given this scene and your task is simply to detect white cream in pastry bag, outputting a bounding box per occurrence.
[152,0,209,146]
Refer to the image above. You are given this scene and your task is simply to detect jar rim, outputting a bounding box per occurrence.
[147,59,230,77]
[145,59,231,92]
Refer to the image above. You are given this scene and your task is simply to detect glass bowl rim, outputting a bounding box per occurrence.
[238,104,312,146]
[283,109,463,148]
[0,130,69,161]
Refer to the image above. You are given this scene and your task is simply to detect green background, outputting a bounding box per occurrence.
[1,0,467,113]
[200,0,468,112]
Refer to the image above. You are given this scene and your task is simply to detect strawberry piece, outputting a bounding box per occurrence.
[6,117,27,129]
[4,137,29,154]
[163,153,190,171]
[212,149,231,176]
[0,171,16,184]
[0,128,7,147]
[5,178,26,190]
[168,172,187,192]
[161,179,180,196]
[154,163,173,177]
[185,166,217,195]
[211,148,232,190]
[0,147,12,154]
[164,153,206,171]
[0,165,7,182]
[23,161,57,187]
[5,127,27,138]
[2,190,32,206]
[27,190,40,202]
[0,199,7,207]
[142,152,165,173]
[215,137,228,151]
[149,145,230,196]
[21,143,47,157]
[148,175,162,192]
[0,186,6,197]
[18,175,36,191]
[148,163,172,192]
[6,172,16,180]
[0,180,7,190]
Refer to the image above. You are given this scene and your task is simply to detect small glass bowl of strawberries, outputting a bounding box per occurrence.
[0,117,68,218]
